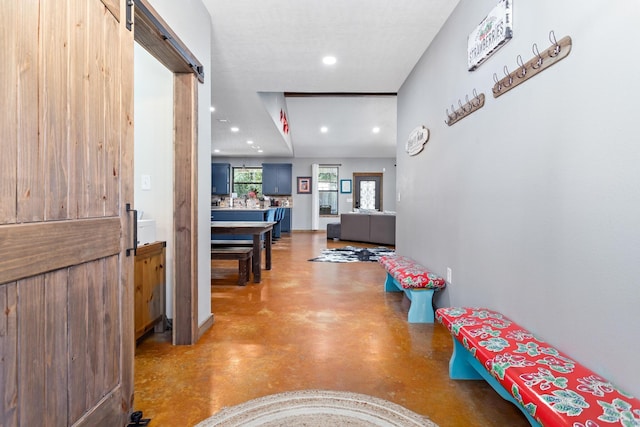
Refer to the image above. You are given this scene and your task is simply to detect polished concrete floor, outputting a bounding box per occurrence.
[134,232,529,426]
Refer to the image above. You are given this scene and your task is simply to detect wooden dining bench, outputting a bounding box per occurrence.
[210,247,253,286]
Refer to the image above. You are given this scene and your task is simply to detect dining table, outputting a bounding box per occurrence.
[210,221,276,283]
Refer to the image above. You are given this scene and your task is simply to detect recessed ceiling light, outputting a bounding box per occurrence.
[320,126,328,133]
[210,106,215,112]
[230,127,239,132]
[217,119,228,123]
[257,149,263,153]
[213,149,220,153]
[372,127,381,133]
[322,56,337,65]
[246,140,254,145]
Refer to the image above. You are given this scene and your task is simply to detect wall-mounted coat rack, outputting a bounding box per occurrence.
[492,31,572,98]
[445,89,485,126]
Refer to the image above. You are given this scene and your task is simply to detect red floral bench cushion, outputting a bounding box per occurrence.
[378,255,446,290]
[436,307,640,426]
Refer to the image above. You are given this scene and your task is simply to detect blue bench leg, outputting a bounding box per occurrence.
[449,338,541,427]
[406,289,435,323]
[449,338,484,380]
[384,272,400,292]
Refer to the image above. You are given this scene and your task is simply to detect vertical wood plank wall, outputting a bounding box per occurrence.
[0,0,133,425]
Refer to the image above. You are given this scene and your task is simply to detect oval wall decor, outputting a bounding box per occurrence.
[405,125,430,156]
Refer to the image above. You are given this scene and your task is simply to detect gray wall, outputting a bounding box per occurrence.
[214,157,397,230]
[141,0,213,327]
[397,0,640,395]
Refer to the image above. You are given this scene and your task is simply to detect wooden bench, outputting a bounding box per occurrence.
[211,247,253,286]
[378,255,446,323]
[211,239,254,247]
[436,307,640,426]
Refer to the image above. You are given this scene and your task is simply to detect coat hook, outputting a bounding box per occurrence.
[472,88,481,106]
[516,55,527,78]
[464,95,472,111]
[492,73,502,94]
[532,43,543,69]
[503,65,513,87]
[548,30,561,57]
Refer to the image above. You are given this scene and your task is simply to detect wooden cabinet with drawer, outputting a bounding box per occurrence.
[134,241,166,341]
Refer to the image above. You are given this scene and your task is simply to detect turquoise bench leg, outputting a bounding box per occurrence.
[406,289,435,323]
[449,338,541,427]
[384,272,400,292]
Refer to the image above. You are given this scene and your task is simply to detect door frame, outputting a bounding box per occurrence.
[133,0,202,345]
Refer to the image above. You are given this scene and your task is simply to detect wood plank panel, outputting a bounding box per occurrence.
[16,0,44,223]
[0,2,18,224]
[87,3,107,217]
[104,11,120,217]
[68,263,88,422]
[40,0,70,221]
[18,276,46,426]
[1,283,18,426]
[86,260,105,409]
[101,0,120,22]
[45,270,69,425]
[120,0,136,406]
[69,0,88,218]
[173,73,199,345]
[0,217,121,284]
[104,255,119,390]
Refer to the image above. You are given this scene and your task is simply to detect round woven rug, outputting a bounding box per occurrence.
[195,389,438,427]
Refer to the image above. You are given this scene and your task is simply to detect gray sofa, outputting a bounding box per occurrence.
[339,213,395,245]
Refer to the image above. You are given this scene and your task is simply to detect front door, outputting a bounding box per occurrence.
[1,1,134,425]
[353,173,383,211]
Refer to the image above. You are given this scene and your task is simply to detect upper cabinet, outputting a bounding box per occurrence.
[262,163,292,195]
[211,163,230,195]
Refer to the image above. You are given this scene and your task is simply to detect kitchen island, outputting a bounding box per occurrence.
[211,208,273,241]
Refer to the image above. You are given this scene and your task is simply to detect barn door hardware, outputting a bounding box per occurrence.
[126,203,138,256]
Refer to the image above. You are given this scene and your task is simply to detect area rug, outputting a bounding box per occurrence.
[195,389,437,427]
[308,246,395,263]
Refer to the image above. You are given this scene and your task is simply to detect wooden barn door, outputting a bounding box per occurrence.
[1,0,134,425]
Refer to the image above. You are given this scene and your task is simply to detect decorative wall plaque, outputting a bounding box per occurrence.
[468,0,513,71]
[405,126,430,156]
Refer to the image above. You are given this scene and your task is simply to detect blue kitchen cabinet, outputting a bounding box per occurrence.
[281,208,291,232]
[262,163,292,195]
[211,163,230,195]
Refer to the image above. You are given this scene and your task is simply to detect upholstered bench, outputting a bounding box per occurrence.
[378,255,446,323]
[436,307,640,426]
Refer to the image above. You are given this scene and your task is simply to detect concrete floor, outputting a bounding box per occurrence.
[134,232,528,426]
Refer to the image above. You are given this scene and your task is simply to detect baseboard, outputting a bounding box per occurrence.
[197,313,215,341]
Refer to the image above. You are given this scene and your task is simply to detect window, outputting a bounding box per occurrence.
[233,167,262,198]
[318,166,338,215]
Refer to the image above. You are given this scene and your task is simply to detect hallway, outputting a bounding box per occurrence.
[134,232,528,426]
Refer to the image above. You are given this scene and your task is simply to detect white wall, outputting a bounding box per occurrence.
[134,44,175,317]
[215,157,397,230]
[141,0,213,328]
[398,0,640,395]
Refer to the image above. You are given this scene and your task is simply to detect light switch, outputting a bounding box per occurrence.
[141,175,151,190]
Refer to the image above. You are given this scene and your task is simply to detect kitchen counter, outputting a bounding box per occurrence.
[211,207,271,211]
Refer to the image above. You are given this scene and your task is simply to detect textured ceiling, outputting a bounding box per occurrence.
[202,0,460,158]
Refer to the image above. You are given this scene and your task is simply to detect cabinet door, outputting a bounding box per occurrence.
[211,163,230,195]
[134,242,166,340]
[277,164,292,195]
[262,163,278,195]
